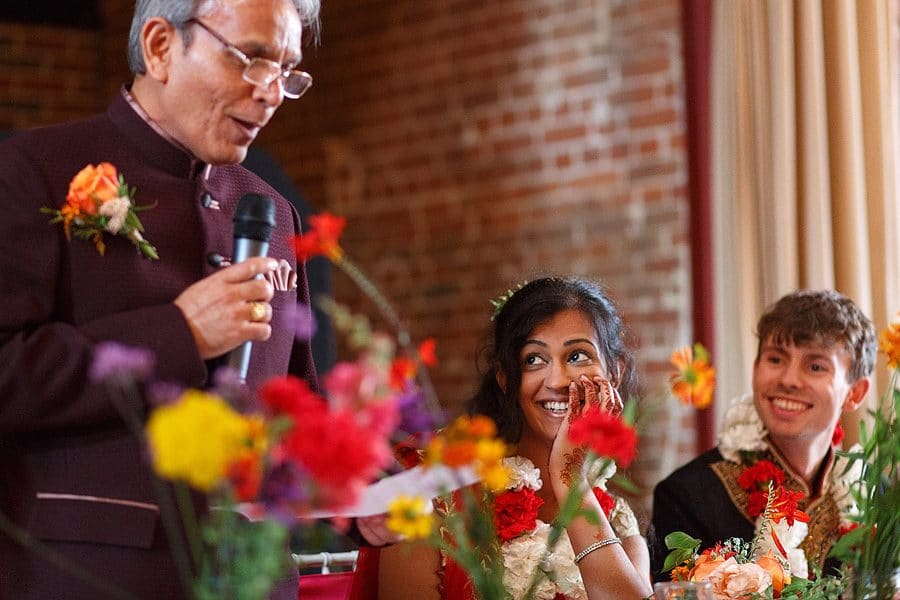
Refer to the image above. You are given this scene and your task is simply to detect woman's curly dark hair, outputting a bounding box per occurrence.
[468,277,636,443]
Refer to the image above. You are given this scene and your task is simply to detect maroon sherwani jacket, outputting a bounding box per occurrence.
[0,91,316,599]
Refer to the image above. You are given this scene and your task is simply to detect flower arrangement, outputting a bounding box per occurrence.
[828,315,900,599]
[41,162,158,259]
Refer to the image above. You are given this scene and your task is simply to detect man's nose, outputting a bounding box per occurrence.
[254,76,285,107]
[778,359,804,388]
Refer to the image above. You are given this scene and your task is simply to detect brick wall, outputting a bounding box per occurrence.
[1,0,698,504]
[269,0,697,496]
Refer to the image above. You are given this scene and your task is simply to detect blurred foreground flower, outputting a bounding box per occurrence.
[386,495,434,540]
[669,342,716,409]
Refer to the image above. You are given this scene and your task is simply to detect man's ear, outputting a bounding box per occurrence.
[842,377,871,412]
[141,17,177,82]
[495,370,506,393]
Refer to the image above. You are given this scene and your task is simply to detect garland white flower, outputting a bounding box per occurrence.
[717,393,861,579]
[500,457,587,600]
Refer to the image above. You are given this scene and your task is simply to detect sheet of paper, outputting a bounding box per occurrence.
[304,464,480,518]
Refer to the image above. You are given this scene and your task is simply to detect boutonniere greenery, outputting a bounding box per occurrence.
[42,162,158,260]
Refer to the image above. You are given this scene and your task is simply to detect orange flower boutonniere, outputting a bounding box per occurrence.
[42,162,158,260]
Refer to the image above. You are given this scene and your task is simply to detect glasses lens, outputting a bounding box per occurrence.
[244,59,280,87]
[283,71,313,98]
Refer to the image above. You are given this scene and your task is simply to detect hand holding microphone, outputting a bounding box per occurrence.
[174,194,277,369]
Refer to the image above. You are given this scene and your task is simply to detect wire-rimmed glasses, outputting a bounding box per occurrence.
[187,18,312,99]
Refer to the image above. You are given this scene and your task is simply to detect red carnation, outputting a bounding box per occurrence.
[567,407,638,468]
[746,490,769,518]
[493,488,544,542]
[258,375,325,419]
[832,422,845,447]
[592,487,615,517]
[737,460,785,492]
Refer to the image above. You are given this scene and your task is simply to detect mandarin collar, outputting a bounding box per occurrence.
[107,86,208,180]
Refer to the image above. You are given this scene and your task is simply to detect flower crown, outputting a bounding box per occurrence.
[489,281,528,320]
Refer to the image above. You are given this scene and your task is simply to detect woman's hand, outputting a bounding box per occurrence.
[547,376,621,500]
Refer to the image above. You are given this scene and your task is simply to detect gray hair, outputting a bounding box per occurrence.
[127,0,322,75]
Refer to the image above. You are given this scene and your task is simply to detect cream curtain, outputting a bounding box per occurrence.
[710,0,900,445]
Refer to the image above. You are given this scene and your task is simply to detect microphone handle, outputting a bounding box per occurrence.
[225,237,271,381]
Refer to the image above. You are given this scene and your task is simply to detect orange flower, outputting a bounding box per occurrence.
[689,553,725,581]
[756,552,790,596]
[768,487,809,527]
[669,343,716,409]
[389,356,416,390]
[66,162,120,215]
[879,317,900,370]
[670,564,692,582]
[418,338,438,367]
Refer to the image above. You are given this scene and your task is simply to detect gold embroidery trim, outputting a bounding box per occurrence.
[710,450,842,569]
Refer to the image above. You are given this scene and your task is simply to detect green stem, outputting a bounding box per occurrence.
[334,255,442,417]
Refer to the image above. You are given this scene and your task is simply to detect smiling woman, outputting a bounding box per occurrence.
[367,277,654,600]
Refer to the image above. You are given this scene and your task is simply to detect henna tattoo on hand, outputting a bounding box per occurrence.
[560,447,586,487]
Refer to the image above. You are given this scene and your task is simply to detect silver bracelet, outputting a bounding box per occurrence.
[574,537,621,563]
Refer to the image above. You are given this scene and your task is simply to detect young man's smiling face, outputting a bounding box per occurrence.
[752,337,867,456]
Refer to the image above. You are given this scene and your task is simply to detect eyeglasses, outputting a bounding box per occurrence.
[186,19,313,99]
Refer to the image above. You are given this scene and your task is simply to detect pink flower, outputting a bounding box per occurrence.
[703,557,772,600]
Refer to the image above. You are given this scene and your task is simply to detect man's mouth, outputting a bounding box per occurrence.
[768,396,811,412]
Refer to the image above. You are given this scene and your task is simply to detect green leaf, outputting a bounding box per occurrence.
[664,531,701,551]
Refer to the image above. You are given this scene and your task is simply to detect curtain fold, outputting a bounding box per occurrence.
[709,0,899,445]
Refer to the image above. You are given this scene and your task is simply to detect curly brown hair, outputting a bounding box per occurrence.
[755,289,876,382]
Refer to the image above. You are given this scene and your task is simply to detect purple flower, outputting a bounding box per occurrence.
[397,386,441,435]
[146,380,184,407]
[259,462,311,523]
[292,303,318,341]
[89,342,155,384]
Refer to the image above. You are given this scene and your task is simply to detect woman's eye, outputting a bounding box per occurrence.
[810,363,829,373]
[523,354,546,366]
[568,350,590,363]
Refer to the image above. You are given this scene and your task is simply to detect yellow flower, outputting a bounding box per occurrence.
[146,390,253,491]
[386,495,434,540]
[879,318,900,370]
[422,416,509,490]
[669,343,716,409]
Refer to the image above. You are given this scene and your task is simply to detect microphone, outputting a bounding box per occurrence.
[226,193,276,381]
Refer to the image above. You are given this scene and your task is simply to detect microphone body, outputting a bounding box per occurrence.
[226,193,276,381]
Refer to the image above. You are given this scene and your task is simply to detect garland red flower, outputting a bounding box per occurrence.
[493,488,544,542]
[737,459,786,519]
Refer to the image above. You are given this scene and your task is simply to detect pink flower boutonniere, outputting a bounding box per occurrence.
[42,162,158,260]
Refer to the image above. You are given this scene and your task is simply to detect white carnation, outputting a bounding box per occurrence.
[503,456,542,491]
[718,393,768,462]
[501,519,586,599]
[99,196,132,234]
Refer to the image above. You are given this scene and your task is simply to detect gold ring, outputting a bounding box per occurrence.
[249,302,267,322]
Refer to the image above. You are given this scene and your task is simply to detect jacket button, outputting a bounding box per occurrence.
[207,253,230,267]
[201,193,220,210]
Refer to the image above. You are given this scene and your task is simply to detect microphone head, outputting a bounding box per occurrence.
[233,193,276,242]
